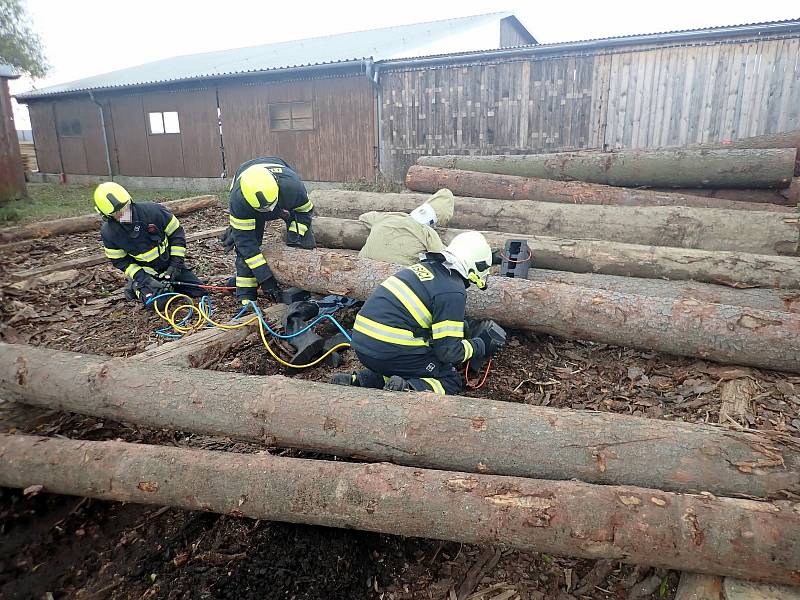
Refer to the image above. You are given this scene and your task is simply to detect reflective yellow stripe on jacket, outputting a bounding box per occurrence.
[131,237,168,262]
[170,246,186,257]
[230,215,256,231]
[164,215,180,236]
[380,276,432,329]
[294,199,313,213]
[432,320,464,340]
[104,246,127,259]
[461,339,474,361]
[353,314,428,347]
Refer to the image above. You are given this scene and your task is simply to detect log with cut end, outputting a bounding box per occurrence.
[2,434,800,584]
[404,166,795,212]
[0,195,219,245]
[416,148,796,188]
[311,216,800,291]
[310,190,799,256]
[265,247,800,372]
[2,344,798,499]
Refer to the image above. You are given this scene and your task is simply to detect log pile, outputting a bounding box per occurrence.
[4,133,800,590]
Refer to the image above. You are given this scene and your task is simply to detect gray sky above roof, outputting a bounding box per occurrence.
[8,0,799,126]
[18,12,520,98]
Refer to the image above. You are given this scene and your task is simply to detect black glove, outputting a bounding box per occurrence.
[162,263,181,282]
[219,226,235,253]
[473,319,507,357]
[139,276,171,304]
[260,276,280,302]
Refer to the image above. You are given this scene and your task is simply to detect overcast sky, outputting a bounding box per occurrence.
[9,0,799,128]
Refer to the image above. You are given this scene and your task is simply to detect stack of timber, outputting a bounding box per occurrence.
[1,344,800,586]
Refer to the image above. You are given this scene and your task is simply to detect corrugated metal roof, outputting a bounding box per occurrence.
[0,64,21,79]
[378,18,800,67]
[17,12,519,99]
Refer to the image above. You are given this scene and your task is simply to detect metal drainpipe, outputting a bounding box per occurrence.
[88,91,113,180]
[365,59,382,181]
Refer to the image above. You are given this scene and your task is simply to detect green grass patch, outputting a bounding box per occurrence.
[0,184,205,224]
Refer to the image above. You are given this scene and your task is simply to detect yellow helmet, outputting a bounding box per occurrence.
[239,165,279,211]
[93,182,132,216]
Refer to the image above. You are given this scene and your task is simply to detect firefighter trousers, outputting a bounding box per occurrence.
[354,348,463,395]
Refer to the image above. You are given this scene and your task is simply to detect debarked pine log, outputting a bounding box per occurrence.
[309,190,800,256]
[265,247,800,373]
[0,195,219,245]
[404,166,795,212]
[2,434,800,584]
[416,148,796,189]
[2,344,798,499]
[311,216,800,291]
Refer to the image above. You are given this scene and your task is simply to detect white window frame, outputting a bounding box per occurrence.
[148,111,180,135]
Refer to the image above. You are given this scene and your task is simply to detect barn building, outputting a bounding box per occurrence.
[15,15,800,185]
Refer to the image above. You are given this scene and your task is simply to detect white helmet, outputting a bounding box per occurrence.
[409,203,437,226]
[441,231,493,289]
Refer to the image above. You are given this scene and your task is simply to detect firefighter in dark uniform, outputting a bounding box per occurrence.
[223,157,315,303]
[95,182,204,307]
[332,231,505,395]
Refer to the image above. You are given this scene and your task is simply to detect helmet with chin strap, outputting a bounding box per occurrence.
[93,182,132,216]
[440,231,493,290]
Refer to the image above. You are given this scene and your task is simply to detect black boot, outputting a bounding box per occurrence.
[331,372,358,386]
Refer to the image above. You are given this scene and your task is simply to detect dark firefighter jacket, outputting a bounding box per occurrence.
[228,157,313,284]
[351,260,487,365]
[100,201,186,282]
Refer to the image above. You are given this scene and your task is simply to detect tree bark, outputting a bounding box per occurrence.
[1,344,798,500]
[9,226,228,282]
[525,269,800,314]
[651,186,797,206]
[416,148,796,189]
[404,166,795,212]
[2,434,799,584]
[312,216,800,290]
[310,191,800,256]
[689,129,800,176]
[0,195,219,245]
[264,247,800,373]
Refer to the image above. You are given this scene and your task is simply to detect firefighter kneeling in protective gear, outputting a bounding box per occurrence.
[222,157,315,304]
[95,182,204,309]
[331,231,505,395]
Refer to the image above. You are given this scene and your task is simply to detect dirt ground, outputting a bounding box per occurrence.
[1,204,799,600]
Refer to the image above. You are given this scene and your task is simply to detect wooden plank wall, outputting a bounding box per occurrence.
[380,35,800,181]
[26,101,60,173]
[217,75,374,181]
[107,87,222,178]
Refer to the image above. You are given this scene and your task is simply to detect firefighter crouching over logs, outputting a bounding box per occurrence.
[332,231,506,395]
[95,182,205,309]
[221,157,316,304]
